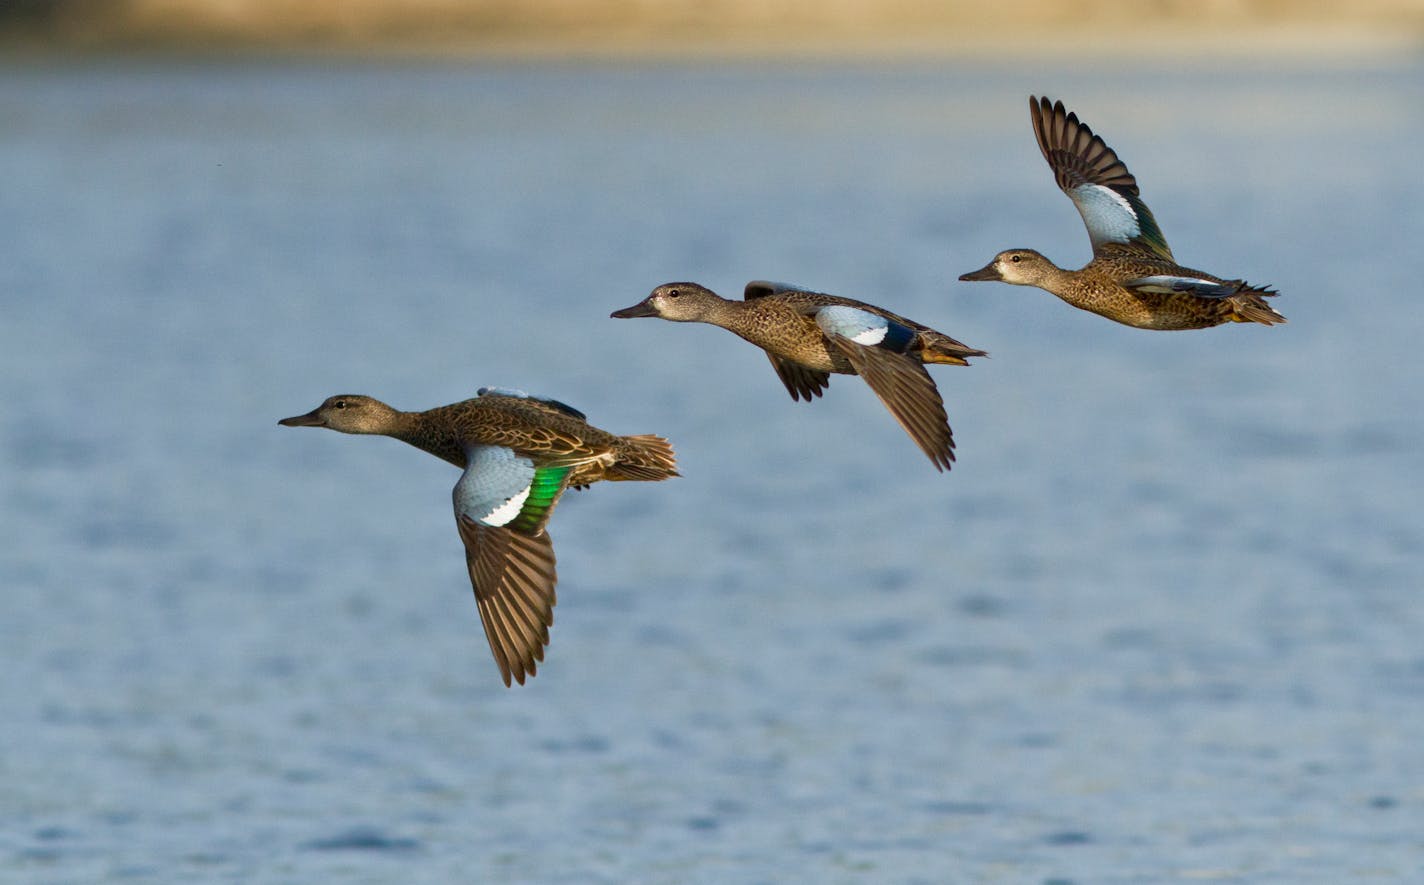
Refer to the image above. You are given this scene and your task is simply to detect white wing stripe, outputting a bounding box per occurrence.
[481,486,531,527]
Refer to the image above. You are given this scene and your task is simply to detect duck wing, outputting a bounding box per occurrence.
[474,411,612,470]
[453,445,572,686]
[477,387,587,421]
[815,305,955,472]
[1120,273,1244,299]
[766,353,831,401]
[456,519,558,688]
[745,279,822,300]
[1030,95,1174,261]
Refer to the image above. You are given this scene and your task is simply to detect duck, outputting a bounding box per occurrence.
[960,96,1285,330]
[278,387,677,686]
[611,281,984,471]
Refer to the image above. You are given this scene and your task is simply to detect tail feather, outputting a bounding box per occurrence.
[1229,283,1286,326]
[608,434,679,482]
[919,334,988,366]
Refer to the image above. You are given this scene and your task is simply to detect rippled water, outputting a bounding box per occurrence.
[2,56,1421,882]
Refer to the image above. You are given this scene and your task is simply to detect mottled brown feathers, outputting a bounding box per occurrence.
[280,390,676,687]
[612,281,982,471]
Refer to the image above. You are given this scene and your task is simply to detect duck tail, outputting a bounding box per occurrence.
[1228,282,1287,326]
[608,434,679,482]
[919,333,988,366]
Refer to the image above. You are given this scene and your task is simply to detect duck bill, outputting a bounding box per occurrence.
[958,262,1002,282]
[610,299,657,319]
[278,409,326,427]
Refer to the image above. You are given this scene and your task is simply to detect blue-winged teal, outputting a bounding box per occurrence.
[612,281,985,471]
[960,96,1285,330]
[279,387,677,686]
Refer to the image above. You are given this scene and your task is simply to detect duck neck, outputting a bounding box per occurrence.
[388,410,467,468]
[1031,261,1080,300]
[706,299,759,336]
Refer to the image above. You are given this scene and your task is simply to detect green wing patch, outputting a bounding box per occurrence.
[508,464,572,535]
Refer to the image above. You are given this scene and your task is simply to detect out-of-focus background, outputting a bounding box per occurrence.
[3,3,1422,884]
[4,0,1424,54]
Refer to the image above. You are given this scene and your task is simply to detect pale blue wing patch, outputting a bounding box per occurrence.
[815,305,889,344]
[1123,275,1239,299]
[477,386,586,421]
[815,305,914,352]
[1069,183,1141,248]
[1069,184,1172,260]
[454,445,536,528]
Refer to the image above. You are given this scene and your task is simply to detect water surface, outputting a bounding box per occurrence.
[2,57,1421,883]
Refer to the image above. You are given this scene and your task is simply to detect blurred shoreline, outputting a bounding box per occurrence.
[4,1,1423,59]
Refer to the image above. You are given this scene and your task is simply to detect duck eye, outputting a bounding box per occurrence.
[1010,254,1022,263]
[666,288,681,298]
[334,400,348,409]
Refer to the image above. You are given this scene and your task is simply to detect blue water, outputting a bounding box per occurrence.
[2,56,1421,882]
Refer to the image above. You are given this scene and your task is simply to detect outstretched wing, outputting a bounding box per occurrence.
[453,445,572,686]
[456,518,557,687]
[1030,95,1173,261]
[815,305,955,472]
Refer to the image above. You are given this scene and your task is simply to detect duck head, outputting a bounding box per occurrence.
[279,395,399,434]
[959,249,1056,286]
[611,282,725,322]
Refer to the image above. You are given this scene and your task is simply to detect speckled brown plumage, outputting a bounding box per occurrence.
[612,281,985,471]
[279,390,676,687]
[386,393,675,487]
[960,96,1285,330]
